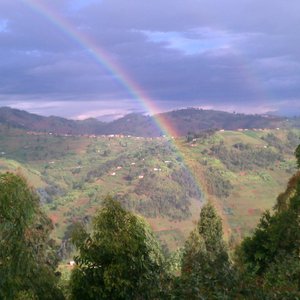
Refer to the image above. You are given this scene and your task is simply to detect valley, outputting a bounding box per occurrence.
[0,119,298,258]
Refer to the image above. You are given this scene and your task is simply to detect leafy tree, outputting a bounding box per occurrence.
[70,196,166,300]
[237,147,300,298]
[179,202,236,299]
[0,172,63,299]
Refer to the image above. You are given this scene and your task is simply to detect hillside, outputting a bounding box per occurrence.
[0,106,105,135]
[0,106,287,137]
[102,113,161,136]
[158,108,284,135]
[0,124,298,257]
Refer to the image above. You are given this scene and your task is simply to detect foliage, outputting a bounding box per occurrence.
[118,169,196,220]
[70,196,166,300]
[238,173,300,272]
[287,130,300,149]
[236,149,300,298]
[210,142,283,172]
[262,132,285,152]
[171,166,203,199]
[262,253,300,298]
[186,129,216,143]
[179,203,236,299]
[0,173,63,299]
[204,167,233,198]
[0,125,298,256]
[86,154,128,182]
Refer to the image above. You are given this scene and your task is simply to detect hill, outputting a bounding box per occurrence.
[0,106,287,137]
[0,106,105,135]
[102,113,161,136]
[0,123,298,257]
[158,108,284,136]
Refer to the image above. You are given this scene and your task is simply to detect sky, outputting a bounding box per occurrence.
[0,0,300,119]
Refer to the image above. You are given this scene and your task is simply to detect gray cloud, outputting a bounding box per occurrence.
[0,0,299,118]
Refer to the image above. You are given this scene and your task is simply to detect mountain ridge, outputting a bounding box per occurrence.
[0,106,286,137]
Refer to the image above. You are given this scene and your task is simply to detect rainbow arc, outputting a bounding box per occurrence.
[22,0,203,200]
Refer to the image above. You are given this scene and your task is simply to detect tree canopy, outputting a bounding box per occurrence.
[179,202,236,299]
[1,142,300,299]
[237,152,300,298]
[70,196,165,300]
[0,172,63,299]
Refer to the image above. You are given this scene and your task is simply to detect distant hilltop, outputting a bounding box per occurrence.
[0,106,297,137]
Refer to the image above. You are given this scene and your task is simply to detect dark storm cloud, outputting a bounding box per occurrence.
[0,0,299,118]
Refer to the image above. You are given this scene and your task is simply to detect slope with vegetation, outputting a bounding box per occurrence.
[1,163,299,298]
[0,123,298,255]
[182,128,299,241]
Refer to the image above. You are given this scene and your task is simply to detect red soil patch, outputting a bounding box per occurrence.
[248,208,261,215]
[49,213,59,224]
[75,197,89,206]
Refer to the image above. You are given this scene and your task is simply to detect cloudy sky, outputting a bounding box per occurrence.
[0,0,300,119]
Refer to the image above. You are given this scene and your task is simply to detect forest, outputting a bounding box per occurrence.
[0,145,299,299]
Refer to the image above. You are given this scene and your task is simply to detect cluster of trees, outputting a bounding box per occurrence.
[287,131,300,149]
[210,142,283,172]
[1,146,300,299]
[85,155,128,182]
[186,129,217,143]
[119,166,203,220]
[85,141,175,184]
[171,167,203,200]
[204,167,233,198]
[261,131,299,155]
[119,171,192,220]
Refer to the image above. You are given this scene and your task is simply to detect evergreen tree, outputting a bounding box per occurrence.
[70,196,165,300]
[0,173,63,299]
[179,202,236,299]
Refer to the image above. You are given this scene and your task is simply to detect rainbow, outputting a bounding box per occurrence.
[21,0,203,199]
[21,0,181,137]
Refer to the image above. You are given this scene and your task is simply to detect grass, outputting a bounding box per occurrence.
[219,130,266,146]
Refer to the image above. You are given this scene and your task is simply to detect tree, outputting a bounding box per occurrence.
[70,196,165,300]
[0,173,63,299]
[179,202,236,299]
[237,147,300,298]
